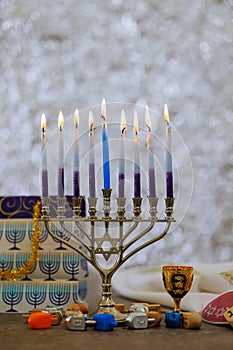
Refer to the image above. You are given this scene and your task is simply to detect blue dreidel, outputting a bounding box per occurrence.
[92,314,118,331]
[165,311,181,328]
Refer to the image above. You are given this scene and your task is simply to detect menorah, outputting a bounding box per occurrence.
[41,194,174,320]
[40,102,175,320]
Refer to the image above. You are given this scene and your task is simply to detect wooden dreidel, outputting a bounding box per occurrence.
[181,312,202,329]
[147,311,161,327]
[67,302,89,314]
[223,306,233,328]
[28,311,58,329]
[115,304,128,313]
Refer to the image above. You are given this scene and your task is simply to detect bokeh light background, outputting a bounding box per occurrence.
[0,0,232,265]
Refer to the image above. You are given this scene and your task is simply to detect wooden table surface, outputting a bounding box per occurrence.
[0,293,232,350]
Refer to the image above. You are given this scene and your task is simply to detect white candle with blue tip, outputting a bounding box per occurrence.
[89,110,96,198]
[145,105,156,198]
[41,113,48,197]
[58,110,65,197]
[134,110,140,198]
[73,108,80,197]
[119,110,127,198]
[101,98,110,189]
[164,104,173,198]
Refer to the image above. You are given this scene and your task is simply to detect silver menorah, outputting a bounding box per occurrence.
[40,191,175,321]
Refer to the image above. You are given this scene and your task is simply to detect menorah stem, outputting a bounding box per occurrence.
[98,272,115,309]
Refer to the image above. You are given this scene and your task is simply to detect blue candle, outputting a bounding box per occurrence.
[134,110,140,198]
[164,104,173,198]
[73,108,80,197]
[119,110,126,198]
[41,113,48,197]
[101,98,110,189]
[89,111,96,198]
[145,105,156,198]
[58,110,64,197]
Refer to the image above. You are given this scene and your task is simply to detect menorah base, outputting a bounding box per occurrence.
[96,306,127,322]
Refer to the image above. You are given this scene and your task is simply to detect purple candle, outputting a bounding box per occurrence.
[146,105,156,198]
[89,111,96,198]
[134,111,141,198]
[73,108,80,197]
[119,110,126,198]
[58,111,64,197]
[41,113,48,197]
[164,104,173,198]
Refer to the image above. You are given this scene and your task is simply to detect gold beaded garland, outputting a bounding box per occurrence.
[0,201,41,280]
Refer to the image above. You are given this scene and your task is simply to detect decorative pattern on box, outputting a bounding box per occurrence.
[0,196,88,313]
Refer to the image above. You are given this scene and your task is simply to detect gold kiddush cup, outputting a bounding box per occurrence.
[162,266,194,312]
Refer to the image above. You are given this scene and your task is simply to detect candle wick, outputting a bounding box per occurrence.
[101,114,106,123]
[145,123,151,132]
[121,126,126,135]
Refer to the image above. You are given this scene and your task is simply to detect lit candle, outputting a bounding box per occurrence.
[89,111,96,198]
[146,105,156,198]
[73,108,80,197]
[164,104,173,198]
[101,98,110,189]
[58,110,65,198]
[134,110,140,198]
[119,110,127,198]
[41,113,48,197]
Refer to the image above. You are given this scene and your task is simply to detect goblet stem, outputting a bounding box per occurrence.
[174,298,181,312]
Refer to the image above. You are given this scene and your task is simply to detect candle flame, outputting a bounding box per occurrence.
[74,108,79,129]
[101,97,106,120]
[58,110,64,131]
[164,104,170,124]
[89,110,94,132]
[41,113,46,132]
[121,110,127,134]
[134,110,139,134]
[145,105,151,131]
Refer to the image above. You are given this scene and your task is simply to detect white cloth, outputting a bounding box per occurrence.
[112,262,233,312]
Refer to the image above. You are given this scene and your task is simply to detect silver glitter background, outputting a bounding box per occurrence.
[0,0,232,265]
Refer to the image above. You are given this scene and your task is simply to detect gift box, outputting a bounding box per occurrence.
[0,196,88,313]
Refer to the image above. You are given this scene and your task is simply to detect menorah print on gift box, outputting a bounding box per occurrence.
[5,221,26,250]
[0,252,14,273]
[15,252,37,280]
[2,283,24,312]
[25,282,47,309]
[0,196,88,313]
[39,252,61,281]
[40,100,176,321]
